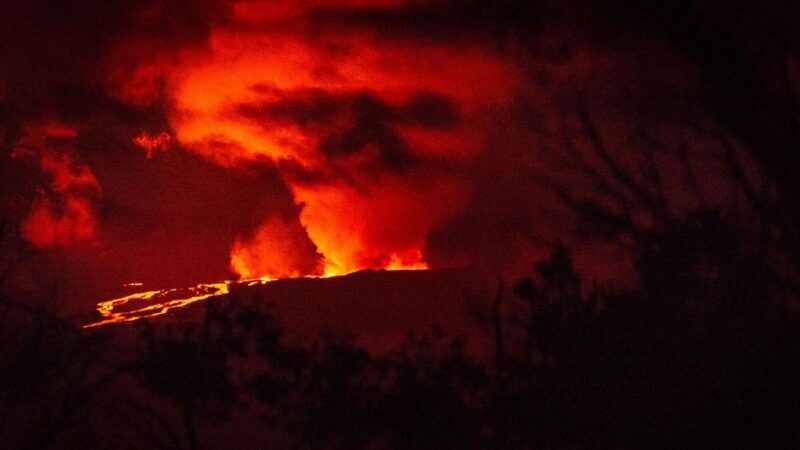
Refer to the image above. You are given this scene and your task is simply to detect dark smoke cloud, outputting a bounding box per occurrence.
[300,0,551,46]
[0,0,232,118]
[236,88,459,175]
[238,88,457,131]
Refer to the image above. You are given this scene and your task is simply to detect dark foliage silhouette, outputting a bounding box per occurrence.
[124,222,800,449]
[2,212,800,448]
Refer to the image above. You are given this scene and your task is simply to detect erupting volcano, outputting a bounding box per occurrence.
[5,0,800,448]
[71,0,524,326]
[7,1,532,324]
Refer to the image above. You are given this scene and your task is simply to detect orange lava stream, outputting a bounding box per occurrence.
[83,271,348,328]
[83,281,236,328]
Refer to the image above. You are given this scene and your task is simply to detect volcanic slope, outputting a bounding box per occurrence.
[92,268,489,352]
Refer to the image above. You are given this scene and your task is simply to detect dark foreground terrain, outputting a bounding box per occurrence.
[3,234,800,449]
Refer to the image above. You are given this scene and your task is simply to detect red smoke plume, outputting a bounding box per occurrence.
[15,122,101,248]
[230,215,323,279]
[0,0,740,294]
[105,1,521,279]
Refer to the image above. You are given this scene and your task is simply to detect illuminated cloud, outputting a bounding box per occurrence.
[230,214,323,279]
[103,2,522,277]
[0,0,709,288]
[133,131,172,159]
[14,122,102,248]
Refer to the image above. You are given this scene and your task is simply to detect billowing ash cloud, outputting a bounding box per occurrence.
[0,0,720,293]
[99,1,524,278]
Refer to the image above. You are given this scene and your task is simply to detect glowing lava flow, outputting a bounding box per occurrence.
[83,273,346,328]
[83,280,245,328]
[83,253,431,328]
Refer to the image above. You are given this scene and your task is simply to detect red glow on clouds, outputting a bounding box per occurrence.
[90,0,523,278]
[230,215,323,279]
[22,196,97,248]
[15,122,101,248]
[133,131,172,159]
[102,1,521,279]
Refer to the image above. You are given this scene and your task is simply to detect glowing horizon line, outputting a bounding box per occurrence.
[82,267,424,329]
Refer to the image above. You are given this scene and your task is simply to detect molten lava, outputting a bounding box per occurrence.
[84,281,233,328]
[83,272,354,328]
